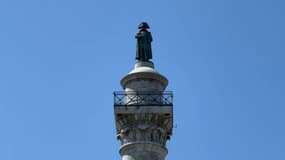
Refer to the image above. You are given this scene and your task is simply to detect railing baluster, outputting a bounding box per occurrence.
[114,91,173,106]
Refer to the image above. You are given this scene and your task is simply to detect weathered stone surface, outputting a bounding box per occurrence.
[121,65,168,92]
[116,113,172,145]
[115,51,173,160]
[120,142,167,160]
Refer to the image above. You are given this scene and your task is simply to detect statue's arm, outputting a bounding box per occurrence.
[145,32,152,42]
[135,32,144,38]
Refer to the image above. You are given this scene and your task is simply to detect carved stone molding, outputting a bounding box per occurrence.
[120,142,168,160]
[116,114,170,146]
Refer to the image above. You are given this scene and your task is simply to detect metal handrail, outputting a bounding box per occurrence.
[113,91,173,106]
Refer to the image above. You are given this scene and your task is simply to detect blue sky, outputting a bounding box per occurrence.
[0,0,284,160]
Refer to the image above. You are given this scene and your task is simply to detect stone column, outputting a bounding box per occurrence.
[114,61,173,160]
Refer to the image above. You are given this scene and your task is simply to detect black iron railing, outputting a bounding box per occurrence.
[113,91,173,106]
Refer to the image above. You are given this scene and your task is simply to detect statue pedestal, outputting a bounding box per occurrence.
[135,61,154,68]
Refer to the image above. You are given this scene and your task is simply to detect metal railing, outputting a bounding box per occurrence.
[113,91,173,106]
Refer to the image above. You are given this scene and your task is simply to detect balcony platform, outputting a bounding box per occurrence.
[114,105,172,114]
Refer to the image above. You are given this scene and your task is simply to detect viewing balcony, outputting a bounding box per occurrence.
[113,91,173,106]
[114,91,174,135]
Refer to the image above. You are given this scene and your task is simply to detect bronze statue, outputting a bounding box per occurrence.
[135,22,153,62]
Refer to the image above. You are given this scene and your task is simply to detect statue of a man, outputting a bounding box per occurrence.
[135,22,153,62]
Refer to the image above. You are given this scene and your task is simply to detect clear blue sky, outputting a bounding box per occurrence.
[0,0,284,160]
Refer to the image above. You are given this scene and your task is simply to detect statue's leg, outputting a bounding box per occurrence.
[141,48,146,61]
